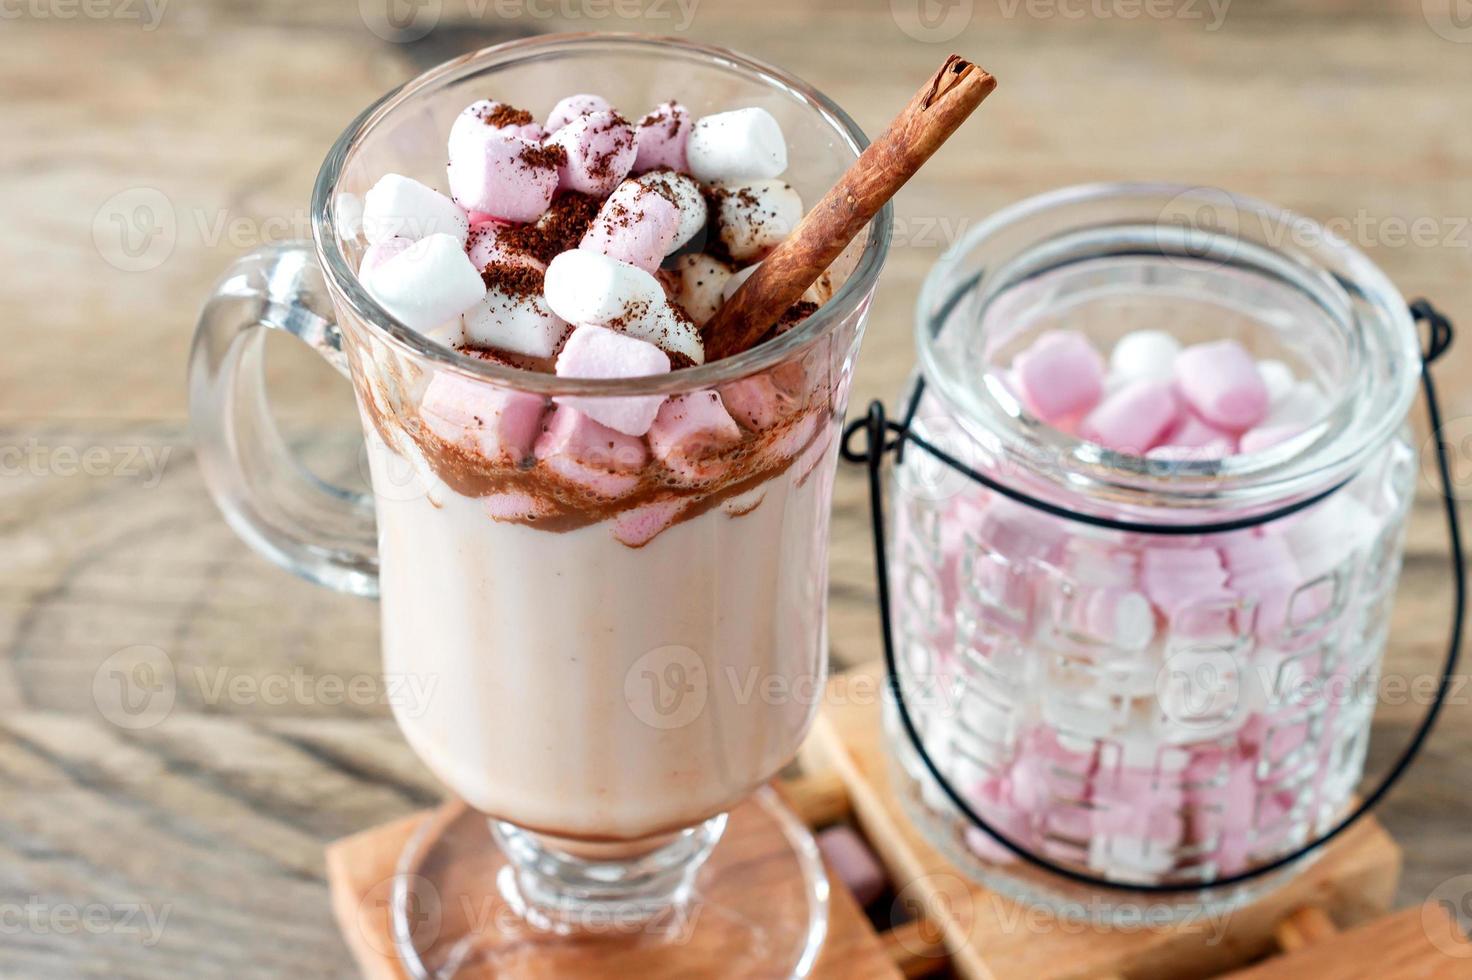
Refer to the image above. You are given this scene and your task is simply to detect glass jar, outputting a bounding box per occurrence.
[884,183,1422,921]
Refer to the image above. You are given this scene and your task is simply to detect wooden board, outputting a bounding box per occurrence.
[1223,904,1469,979]
[325,788,901,980]
[801,662,1405,980]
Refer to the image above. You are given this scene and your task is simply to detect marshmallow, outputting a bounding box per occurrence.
[1174,340,1269,431]
[1064,586,1155,651]
[1079,380,1179,455]
[637,170,708,249]
[619,299,706,366]
[686,107,788,183]
[362,174,470,245]
[1109,329,1181,383]
[360,236,412,275]
[611,497,689,547]
[1256,358,1296,404]
[1148,409,1236,461]
[580,180,681,271]
[660,253,734,326]
[1221,532,1301,636]
[1011,331,1106,424]
[466,221,542,272]
[553,325,671,436]
[462,268,569,359]
[543,249,664,325]
[545,93,613,133]
[1238,424,1304,455]
[817,827,886,907]
[542,250,706,364]
[449,100,543,155]
[534,406,648,499]
[446,130,559,224]
[548,110,637,197]
[1264,381,1328,429]
[361,233,485,333]
[719,373,800,431]
[632,101,691,173]
[1140,546,1230,620]
[420,373,546,463]
[715,180,803,261]
[648,391,742,483]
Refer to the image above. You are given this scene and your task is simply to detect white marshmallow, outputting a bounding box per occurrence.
[1109,330,1181,383]
[1257,359,1296,404]
[543,249,664,326]
[686,107,788,183]
[634,170,708,249]
[1264,381,1328,428]
[661,253,733,326]
[620,299,705,366]
[716,180,803,261]
[462,287,569,359]
[362,174,469,245]
[362,233,485,333]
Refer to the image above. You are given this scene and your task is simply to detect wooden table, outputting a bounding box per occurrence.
[3,2,1470,976]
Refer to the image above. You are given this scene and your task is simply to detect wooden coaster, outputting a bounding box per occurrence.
[800,661,1407,980]
[325,786,901,979]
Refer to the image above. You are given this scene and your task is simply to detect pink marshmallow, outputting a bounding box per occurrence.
[360,236,412,275]
[1012,331,1105,424]
[1238,423,1305,455]
[534,406,648,499]
[466,221,542,272]
[548,111,637,197]
[719,374,800,432]
[633,101,691,173]
[648,391,742,484]
[817,826,886,907]
[1079,380,1179,455]
[611,497,689,547]
[447,131,558,223]
[483,491,554,522]
[1174,340,1269,431]
[1221,532,1300,636]
[420,373,547,464]
[553,325,670,436]
[580,181,682,272]
[545,93,613,133]
[1140,546,1231,620]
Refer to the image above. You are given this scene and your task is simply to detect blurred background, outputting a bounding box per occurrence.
[2,0,1470,975]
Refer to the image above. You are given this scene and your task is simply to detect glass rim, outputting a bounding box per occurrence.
[914,181,1421,510]
[310,32,892,397]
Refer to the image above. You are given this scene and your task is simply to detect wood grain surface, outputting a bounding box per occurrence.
[3,2,1471,977]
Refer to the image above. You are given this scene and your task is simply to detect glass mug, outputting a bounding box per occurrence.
[885,184,1421,921]
[189,35,890,976]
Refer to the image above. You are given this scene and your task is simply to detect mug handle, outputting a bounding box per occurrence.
[188,241,379,597]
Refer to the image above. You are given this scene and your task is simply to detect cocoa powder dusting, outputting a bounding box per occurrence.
[482,103,534,128]
[499,193,600,264]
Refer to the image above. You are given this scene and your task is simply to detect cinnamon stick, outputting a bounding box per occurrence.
[703,55,997,361]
